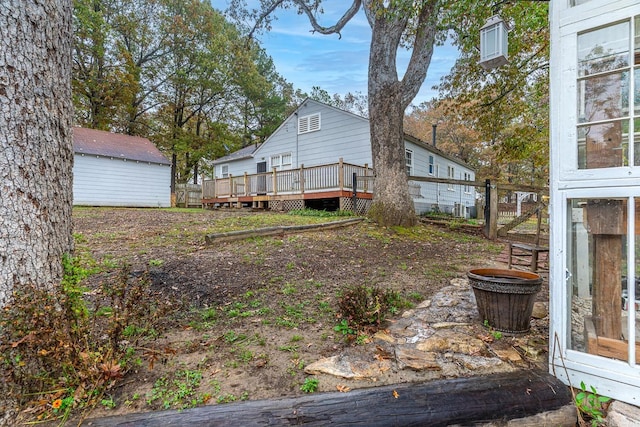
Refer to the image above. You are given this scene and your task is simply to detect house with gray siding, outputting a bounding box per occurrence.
[73,127,171,207]
[205,99,475,216]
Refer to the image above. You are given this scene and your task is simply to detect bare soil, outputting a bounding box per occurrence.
[68,207,522,422]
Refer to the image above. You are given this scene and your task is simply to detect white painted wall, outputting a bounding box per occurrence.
[73,154,171,207]
[253,100,372,170]
[407,140,476,216]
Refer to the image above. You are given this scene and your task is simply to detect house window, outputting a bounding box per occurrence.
[298,112,321,134]
[447,166,455,190]
[405,149,413,175]
[464,172,472,194]
[220,164,229,178]
[428,155,434,175]
[271,153,292,170]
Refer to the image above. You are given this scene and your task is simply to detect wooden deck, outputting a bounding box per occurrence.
[202,160,374,211]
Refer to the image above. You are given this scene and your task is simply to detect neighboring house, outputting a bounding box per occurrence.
[204,98,475,216]
[73,127,171,207]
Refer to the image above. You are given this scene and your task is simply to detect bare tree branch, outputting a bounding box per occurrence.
[246,0,287,40]
[294,0,362,38]
[401,0,439,107]
[248,1,362,40]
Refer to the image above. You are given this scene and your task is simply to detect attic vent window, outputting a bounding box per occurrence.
[298,112,321,134]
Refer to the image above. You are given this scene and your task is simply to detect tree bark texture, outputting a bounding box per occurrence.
[364,1,438,226]
[366,11,415,227]
[0,1,74,306]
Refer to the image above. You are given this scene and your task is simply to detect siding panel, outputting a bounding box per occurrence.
[73,155,171,207]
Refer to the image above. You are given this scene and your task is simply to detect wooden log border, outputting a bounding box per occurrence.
[83,371,574,426]
[205,217,365,245]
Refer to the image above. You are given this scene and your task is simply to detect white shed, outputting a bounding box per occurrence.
[73,128,171,207]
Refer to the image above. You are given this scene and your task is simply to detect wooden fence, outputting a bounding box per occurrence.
[175,183,202,208]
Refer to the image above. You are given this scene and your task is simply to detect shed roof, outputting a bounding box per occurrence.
[73,127,171,165]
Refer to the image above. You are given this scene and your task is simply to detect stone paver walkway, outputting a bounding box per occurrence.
[305,277,548,381]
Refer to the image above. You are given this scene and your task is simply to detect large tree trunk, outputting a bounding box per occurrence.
[367,15,416,227]
[0,0,74,307]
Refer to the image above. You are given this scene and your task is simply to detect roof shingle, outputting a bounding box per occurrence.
[73,127,171,165]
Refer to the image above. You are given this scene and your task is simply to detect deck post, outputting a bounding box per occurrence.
[338,158,344,191]
[483,179,498,240]
[243,172,248,196]
[229,174,233,197]
[272,167,278,195]
[352,172,357,213]
[299,164,305,194]
[213,177,218,199]
[364,163,369,193]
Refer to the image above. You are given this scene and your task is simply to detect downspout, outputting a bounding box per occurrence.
[294,112,299,168]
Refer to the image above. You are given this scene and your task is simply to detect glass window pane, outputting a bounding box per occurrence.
[578,22,629,77]
[578,71,629,123]
[578,121,627,168]
[635,16,640,65]
[568,198,628,362]
[635,69,640,115]
[634,119,640,166]
[482,26,498,59]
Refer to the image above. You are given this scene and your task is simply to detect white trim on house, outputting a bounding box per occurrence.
[270,153,292,170]
[405,148,414,175]
[220,164,229,178]
[464,172,472,194]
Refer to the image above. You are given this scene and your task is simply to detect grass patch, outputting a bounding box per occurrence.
[288,208,354,218]
[146,369,207,410]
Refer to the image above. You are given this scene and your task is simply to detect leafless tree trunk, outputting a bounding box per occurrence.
[0,1,74,307]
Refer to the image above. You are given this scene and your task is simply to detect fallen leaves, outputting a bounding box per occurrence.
[99,360,123,380]
[336,385,351,393]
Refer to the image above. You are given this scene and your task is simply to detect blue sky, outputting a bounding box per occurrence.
[213,1,459,107]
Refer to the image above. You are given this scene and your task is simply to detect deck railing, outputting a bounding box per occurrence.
[202,159,374,199]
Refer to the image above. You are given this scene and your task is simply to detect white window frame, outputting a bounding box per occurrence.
[405,149,414,175]
[549,1,640,407]
[220,164,229,178]
[428,155,435,175]
[298,112,321,134]
[270,153,293,171]
[447,165,455,190]
[464,172,472,194]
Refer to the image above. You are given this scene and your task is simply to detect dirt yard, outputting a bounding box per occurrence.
[64,207,541,423]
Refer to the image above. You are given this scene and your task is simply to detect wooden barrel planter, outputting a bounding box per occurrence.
[467,268,543,334]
